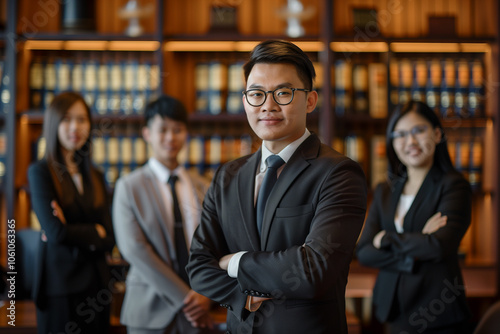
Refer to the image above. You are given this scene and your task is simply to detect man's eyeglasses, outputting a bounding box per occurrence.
[390,124,430,143]
[242,87,310,107]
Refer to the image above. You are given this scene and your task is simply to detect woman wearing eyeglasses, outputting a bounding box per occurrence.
[356,100,472,334]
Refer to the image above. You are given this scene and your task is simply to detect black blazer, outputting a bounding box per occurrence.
[356,165,472,330]
[28,159,115,300]
[187,134,367,334]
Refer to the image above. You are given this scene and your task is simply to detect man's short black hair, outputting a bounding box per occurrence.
[243,40,316,90]
[144,95,189,127]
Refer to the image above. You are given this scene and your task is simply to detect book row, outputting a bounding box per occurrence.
[194,61,325,115]
[33,133,254,186]
[333,134,483,190]
[333,57,485,119]
[28,53,160,115]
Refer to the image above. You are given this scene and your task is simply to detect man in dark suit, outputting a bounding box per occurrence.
[186,40,367,334]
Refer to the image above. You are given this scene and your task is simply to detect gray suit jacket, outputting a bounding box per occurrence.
[112,164,209,329]
[187,134,367,334]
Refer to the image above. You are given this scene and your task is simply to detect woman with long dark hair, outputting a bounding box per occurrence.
[357,100,472,333]
[28,91,114,333]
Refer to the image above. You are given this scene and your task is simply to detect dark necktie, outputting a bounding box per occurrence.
[256,155,285,235]
[167,175,190,284]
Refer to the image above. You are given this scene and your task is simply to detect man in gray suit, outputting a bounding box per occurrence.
[187,40,367,333]
[112,95,213,333]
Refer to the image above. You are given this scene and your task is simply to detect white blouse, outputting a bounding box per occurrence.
[394,194,415,233]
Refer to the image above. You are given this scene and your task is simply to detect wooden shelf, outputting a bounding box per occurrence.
[164,39,325,52]
[20,33,159,41]
[23,39,160,52]
[19,111,146,125]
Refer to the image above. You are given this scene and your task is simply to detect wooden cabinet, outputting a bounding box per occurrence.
[2,0,499,297]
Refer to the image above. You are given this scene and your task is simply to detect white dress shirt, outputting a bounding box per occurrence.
[227,129,311,278]
[394,194,415,233]
[148,158,201,250]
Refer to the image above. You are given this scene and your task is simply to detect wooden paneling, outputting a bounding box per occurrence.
[17,0,157,35]
[334,0,496,38]
[164,0,320,37]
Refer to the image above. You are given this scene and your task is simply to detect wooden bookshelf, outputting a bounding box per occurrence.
[1,0,499,330]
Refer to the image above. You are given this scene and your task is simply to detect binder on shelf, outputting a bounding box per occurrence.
[136,59,150,113]
[195,62,209,114]
[370,135,388,189]
[55,58,72,94]
[226,61,245,114]
[92,134,106,167]
[469,139,482,189]
[119,134,133,169]
[188,135,205,174]
[454,59,470,118]
[440,58,455,118]
[148,62,160,103]
[352,64,369,115]
[425,59,441,115]
[71,58,84,100]
[455,140,470,181]
[468,59,484,117]
[126,59,143,114]
[83,58,98,112]
[107,133,120,166]
[108,60,122,114]
[344,135,367,175]
[105,165,119,188]
[119,165,131,179]
[96,57,110,115]
[331,137,344,154]
[133,135,148,167]
[207,61,227,115]
[221,136,234,163]
[334,59,352,116]
[398,59,412,106]
[231,137,242,161]
[368,63,388,119]
[208,134,222,174]
[177,141,188,169]
[121,58,135,115]
[29,58,44,110]
[102,133,120,187]
[389,59,399,107]
[411,59,426,102]
[44,56,56,109]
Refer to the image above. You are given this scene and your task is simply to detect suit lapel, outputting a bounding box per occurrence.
[143,166,175,249]
[237,151,262,251]
[260,134,320,249]
[387,177,405,232]
[402,166,440,232]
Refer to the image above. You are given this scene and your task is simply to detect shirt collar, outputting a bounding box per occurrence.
[260,129,311,172]
[148,158,184,183]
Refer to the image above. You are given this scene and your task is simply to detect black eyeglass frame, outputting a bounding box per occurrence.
[242,87,311,107]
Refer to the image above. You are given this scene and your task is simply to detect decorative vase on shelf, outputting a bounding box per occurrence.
[118,0,154,37]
